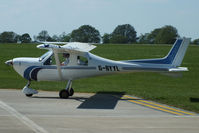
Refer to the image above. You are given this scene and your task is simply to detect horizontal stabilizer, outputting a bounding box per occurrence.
[168,67,188,72]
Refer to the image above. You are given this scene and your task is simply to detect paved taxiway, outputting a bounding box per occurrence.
[0,89,198,133]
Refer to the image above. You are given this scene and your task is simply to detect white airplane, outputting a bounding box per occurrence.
[5,37,190,99]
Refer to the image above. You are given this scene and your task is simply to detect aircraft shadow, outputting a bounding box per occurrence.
[77,91,125,110]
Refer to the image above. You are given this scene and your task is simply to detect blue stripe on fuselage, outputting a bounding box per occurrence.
[23,66,39,80]
[31,67,42,81]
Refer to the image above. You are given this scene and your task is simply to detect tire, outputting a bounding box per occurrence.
[26,94,33,97]
[69,88,74,96]
[59,89,69,99]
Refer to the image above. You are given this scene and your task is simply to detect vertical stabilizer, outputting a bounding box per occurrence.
[167,38,191,67]
[123,37,191,67]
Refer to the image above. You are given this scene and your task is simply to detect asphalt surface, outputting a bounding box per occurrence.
[0,89,198,133]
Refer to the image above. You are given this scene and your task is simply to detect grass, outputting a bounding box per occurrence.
[0,43,199,113]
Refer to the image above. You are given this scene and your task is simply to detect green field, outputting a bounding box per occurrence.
[0,43,199,113]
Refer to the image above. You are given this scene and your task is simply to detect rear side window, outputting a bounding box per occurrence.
[77,56,88,65]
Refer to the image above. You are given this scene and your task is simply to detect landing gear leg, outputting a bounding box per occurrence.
[22,80,38,97]
[59,80,74,99]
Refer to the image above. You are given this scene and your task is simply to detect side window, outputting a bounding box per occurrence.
[43,56,52,65]
[77,56,88,66]
[44,53,69,66]
[40,51,53,65]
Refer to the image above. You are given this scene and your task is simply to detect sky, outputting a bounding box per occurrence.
[0,0,198,40]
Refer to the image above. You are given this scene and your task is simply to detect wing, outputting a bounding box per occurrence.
[37,42,96,53]
[63,42,96,52]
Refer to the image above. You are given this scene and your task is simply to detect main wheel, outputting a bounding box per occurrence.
[59,89,69,99]
[26,94,33,97]
[69,88,74,96]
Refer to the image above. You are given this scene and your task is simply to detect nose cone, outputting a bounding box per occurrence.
[5,59,13,66]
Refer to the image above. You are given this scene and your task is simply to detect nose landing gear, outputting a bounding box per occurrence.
[22,80,38,97]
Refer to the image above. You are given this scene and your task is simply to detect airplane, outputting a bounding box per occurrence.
[5,37,191,99]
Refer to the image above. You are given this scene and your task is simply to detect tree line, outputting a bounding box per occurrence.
[0,24,198,44]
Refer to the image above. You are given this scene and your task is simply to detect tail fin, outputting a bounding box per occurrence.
[165,37,191,67]
[124,37,191,67]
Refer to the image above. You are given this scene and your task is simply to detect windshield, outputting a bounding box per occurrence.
[39,51,53,61]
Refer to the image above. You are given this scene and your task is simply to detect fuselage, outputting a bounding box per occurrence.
[9,51,170,82]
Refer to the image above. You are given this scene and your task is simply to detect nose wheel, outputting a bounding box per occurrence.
[23,80,38,97]
[26,94,33,97]
[59,80,74,99]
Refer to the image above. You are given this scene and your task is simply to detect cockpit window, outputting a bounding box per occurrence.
[39,51,53,61]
